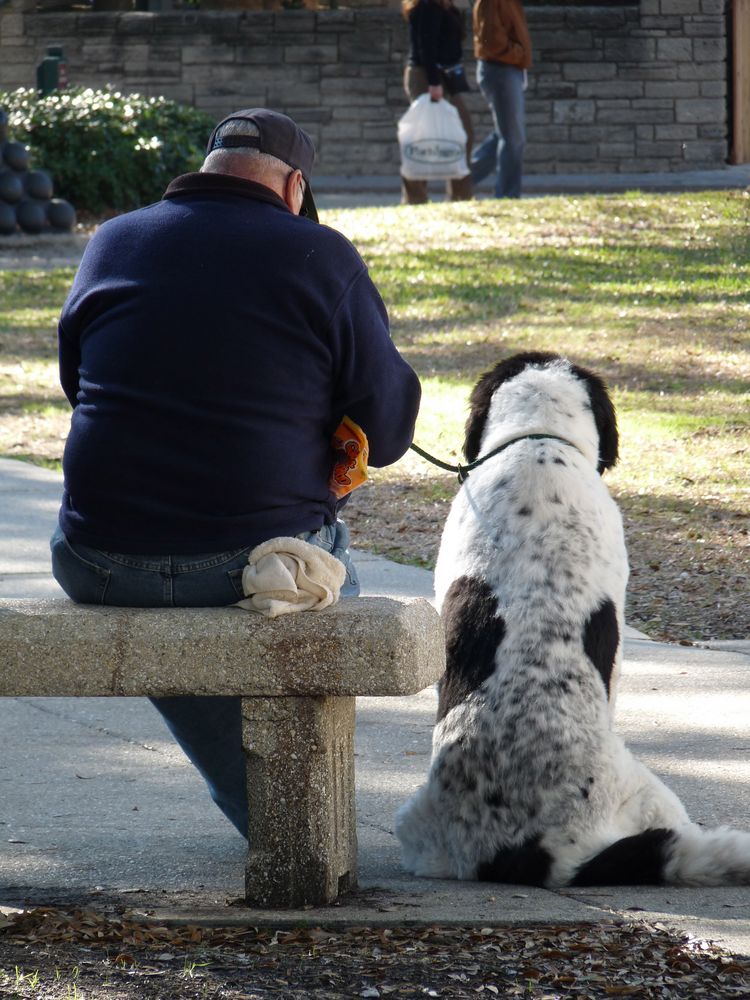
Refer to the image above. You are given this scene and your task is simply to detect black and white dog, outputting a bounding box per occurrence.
[396,352,750,887]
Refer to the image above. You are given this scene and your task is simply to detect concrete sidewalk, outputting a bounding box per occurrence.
[0,456,749,955]
[312,163,750,207]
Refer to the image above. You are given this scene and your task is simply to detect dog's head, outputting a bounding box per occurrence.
[464,352,619,474]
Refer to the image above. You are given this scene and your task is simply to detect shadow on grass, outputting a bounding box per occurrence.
[0,268,75,302]
[0,326,59,361]
[616,483,748,523]
[374,241,750,311]
[0,392,68,414]
[398,337,750,401]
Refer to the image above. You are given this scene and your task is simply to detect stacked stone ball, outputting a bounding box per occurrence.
[0,107,76,235]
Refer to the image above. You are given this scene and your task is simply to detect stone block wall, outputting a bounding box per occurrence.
[0,0,730,176]
[524,0,728,173]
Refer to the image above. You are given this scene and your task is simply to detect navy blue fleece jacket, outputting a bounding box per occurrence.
[57,172,421,554]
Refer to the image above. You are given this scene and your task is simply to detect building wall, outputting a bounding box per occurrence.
[0,0,729,176]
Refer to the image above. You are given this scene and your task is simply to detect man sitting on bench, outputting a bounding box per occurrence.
[50,108,421,838]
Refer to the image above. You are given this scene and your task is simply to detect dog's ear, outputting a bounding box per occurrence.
[569,363,619,473]
[464,352,562,462]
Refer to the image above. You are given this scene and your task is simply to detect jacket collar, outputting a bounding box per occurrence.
[163,172,291,212]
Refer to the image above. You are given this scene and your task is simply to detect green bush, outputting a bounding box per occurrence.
[0,87,214,213]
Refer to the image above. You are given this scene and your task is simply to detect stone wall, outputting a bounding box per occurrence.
[0,0,730,176]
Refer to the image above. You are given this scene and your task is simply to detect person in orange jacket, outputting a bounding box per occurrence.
[470,0,532,198]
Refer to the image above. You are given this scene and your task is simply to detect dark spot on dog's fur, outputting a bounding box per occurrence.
[439,740,481,795]
[553,457,567,466]
[543,677,572,696]
[580,786,590,799]
[583,598,619,697]
[498,728,518,752]
[485,788,505,808]
[518,506,532,517]
[477,837,553,886]
[571,829,676,886]
[437,576,506,722]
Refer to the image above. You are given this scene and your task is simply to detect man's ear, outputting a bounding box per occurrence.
[283,168,305,215]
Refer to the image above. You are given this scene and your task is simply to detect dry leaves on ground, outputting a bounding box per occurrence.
[1,908,749,999]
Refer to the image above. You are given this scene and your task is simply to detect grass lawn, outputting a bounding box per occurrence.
[333,191,750,641]
[0,190,748,639]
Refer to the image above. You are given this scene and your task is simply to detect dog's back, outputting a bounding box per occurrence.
[396,353,750,888]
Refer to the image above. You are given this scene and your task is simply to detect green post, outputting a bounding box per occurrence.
[36,46,68,97]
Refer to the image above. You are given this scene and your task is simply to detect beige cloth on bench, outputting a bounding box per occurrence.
[235,536,346,618]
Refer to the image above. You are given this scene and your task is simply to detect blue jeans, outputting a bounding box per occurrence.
[471,61,526,199]
[50,521,360,837]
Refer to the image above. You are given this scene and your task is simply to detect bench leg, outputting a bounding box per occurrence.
[241,695,357,908]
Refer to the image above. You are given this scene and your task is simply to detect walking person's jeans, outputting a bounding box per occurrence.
[471,60,526,199]
[50,520,360,837]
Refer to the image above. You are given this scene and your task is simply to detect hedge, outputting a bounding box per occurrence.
[0,87,213,213]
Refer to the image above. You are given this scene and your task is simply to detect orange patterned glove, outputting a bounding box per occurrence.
[330,416,369,499]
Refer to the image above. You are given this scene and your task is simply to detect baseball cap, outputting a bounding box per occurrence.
[206,108,318,222]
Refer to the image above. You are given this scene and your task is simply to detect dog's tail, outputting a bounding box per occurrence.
[569,825,750,887]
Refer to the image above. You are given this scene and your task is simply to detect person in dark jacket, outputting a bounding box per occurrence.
[51,108,421,836]
[401,0,474,204]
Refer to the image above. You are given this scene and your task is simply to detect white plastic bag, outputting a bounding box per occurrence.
[398,94,468,181]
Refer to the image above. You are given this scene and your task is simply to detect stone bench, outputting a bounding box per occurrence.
[0,596,444,909]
